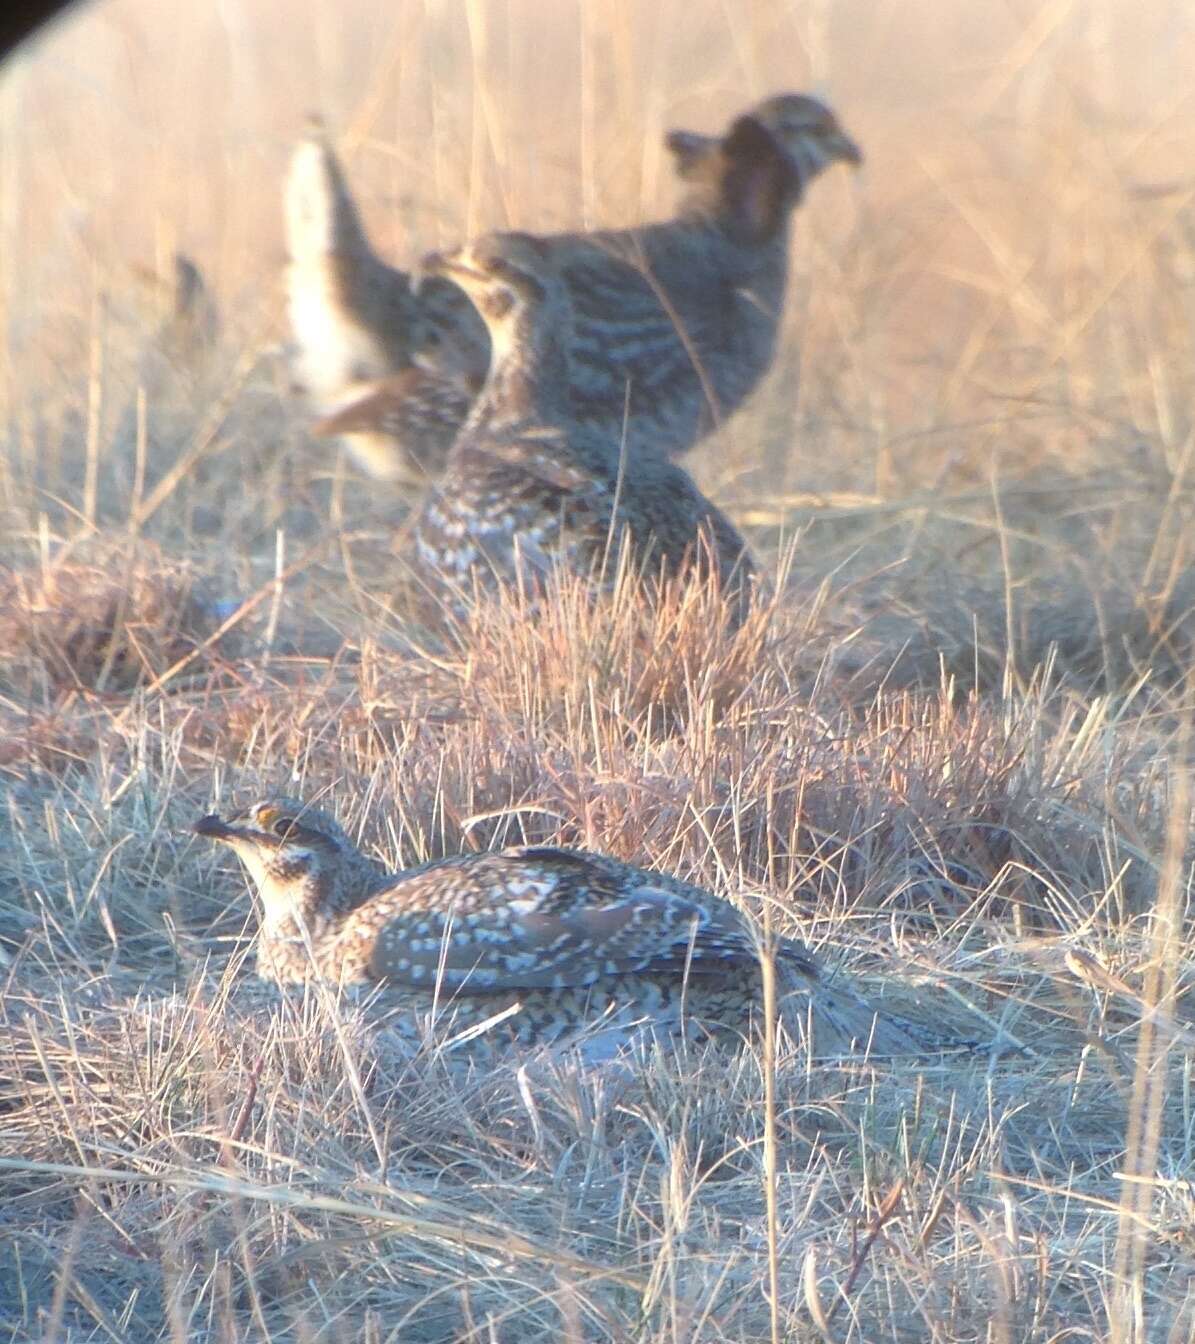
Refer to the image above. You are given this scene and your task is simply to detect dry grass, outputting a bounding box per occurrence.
[2,0,1195,1339]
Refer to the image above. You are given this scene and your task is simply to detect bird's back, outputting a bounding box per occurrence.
[322,843,808,990]
[413,420,753,606]
[551,215,787,450]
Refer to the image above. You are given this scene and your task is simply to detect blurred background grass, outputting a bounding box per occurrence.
[4,0,1194,503]
[4,0,1192,705]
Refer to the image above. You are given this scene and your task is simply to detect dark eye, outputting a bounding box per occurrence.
[486,291,514,320]
[272,816,298,839]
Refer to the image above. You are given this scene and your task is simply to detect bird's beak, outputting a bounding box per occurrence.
[418,247,487,291]
[194,813,240,843]
[194,804,302,850]
[826,127,863,167]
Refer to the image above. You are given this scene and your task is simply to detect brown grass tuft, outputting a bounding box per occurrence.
[0,539,240,698]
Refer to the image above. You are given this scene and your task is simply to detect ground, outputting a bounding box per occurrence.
[1,2,1194,1340]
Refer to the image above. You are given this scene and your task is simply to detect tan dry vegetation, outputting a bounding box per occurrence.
[2,0,1195,1340]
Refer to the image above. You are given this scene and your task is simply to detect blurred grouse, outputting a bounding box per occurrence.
[407,231,756,609]
[288,95,861,481]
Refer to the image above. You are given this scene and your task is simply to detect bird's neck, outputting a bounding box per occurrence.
[258,874,337,944]
[477,322,571,428]
[259,853,388,936]
[676,168,799,252]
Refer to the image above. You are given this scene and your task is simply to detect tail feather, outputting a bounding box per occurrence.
[284,121,416,409]
[285,125,373,266]
[789,974,972,1059]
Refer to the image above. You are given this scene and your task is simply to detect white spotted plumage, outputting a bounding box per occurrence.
[195,796,954,1057]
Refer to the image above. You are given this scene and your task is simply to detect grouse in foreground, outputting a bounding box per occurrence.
[196,797,940,1057]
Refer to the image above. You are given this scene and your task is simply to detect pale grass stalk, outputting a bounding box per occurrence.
[129,383,147,535]
[759,922,781,1344]
[1111,719,1191,1344]
[262,527,286,666]
[83,281,105,531]
[131,327,277,531]
[44,1194,90,1344]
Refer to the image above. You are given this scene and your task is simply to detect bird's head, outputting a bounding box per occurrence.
[195,797,378,926]
[419,232,570,397]
[668,93,861,242]
[421,232,560,334]
[741,93,862,188]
